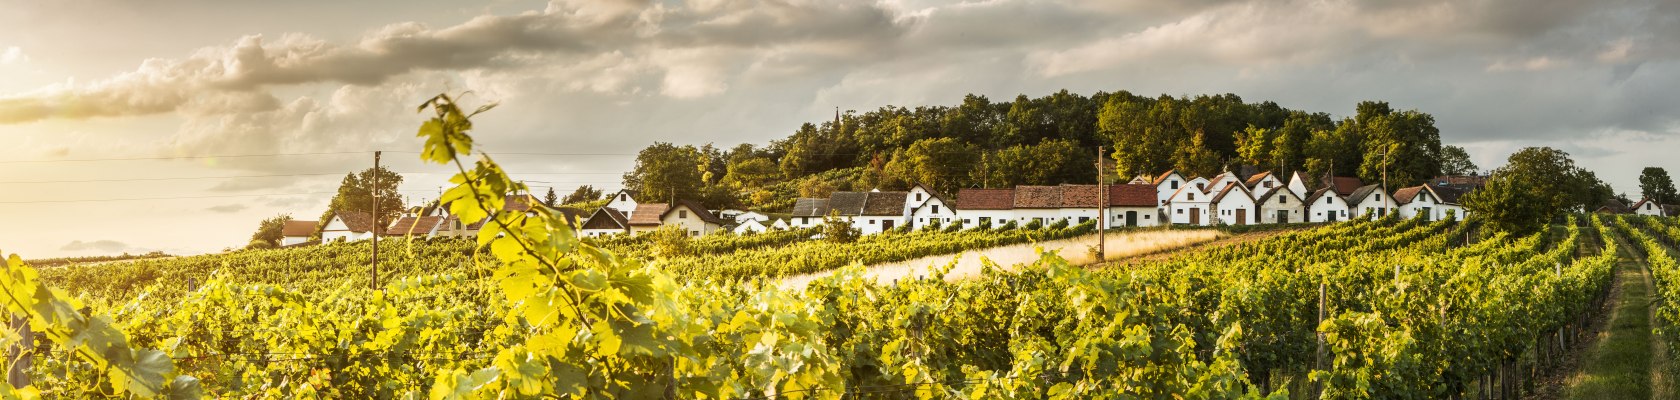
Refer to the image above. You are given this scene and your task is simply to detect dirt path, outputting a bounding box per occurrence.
[1557,235,1652,399]
[777,229,1225,290]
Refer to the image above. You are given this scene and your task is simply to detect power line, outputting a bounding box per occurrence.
[0,173,350,184]
[0,151,376,164]
[0,190,433,204]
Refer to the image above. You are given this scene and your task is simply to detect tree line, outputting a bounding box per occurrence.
[620,90,1477,211]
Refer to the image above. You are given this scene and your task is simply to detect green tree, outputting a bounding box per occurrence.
[723,157,781,191]
[1358,110,1442,188]
[884,137,977,194]
[543,187,558,207]
[324,166,404,235]
[1234,124,1276,169]
[986,139,1087,187]
[1465,147,1608,234]
[623,142,705,202]
[1173,131,1223,178]
[1639,167,1678,204]
[1439,145,1478,175]
[246,214,292,249]
[561,185,603,204]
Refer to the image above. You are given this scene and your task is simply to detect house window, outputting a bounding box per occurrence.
[620,194,627,201]
[1376,194,1383,201]
[1197,183,1205,190]
[932,205,940,214]
[1265,181,1274,188]
[1170,181,1179,189]
[1145,215,1151,219]
[916,193,924,202]
[979,217,990,225]
[965,219,973,224]
[1176,209,1184,214]
[1188,193,1195,201]
[690,231,699,237]
[1079,217,1089,223]
[1325,197,1332,204]
[1279,196,1287,204]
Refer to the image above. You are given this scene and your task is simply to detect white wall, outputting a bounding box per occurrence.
[1106,207,1160,227]
[280,236,310,246]
[1638,202,1665,216]
[1351,192,1397,220]
[1308,196,1350,223]
[1258,193,1304,224]
[660,205,720,236]
[910,197,957,230]
[606,191,638,217]
[958,209,1015,229]
[1212,194,1257,226]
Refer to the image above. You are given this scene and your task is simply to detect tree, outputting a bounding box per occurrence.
[1439,145,1478,176]
[723,157,780,190]
[1358,110,1442,188]
[247,214,293,249]
[1639,167,1678,204]
[562,185,604,204]
[623,142,705,202]
[325,166,404,235]
[1465,147,1608,234]
[543,187,559,207]
[884,137,977,194]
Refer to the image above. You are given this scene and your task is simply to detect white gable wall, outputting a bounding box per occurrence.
[1308,195,1350,223]
[659,205,720,237]
[1211,191,1257,226]
[910,197,958,230]
[1351,191,1397,220]
[1167,188,1213,225]
[1259,192,1305,224]
[606,191,638,217]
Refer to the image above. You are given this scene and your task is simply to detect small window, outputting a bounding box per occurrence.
[1177,209,1184,214]
[679,210,688,219]
[1325,197,1331,204]
[1145,215,1151,219]
[1280,196,1287,204]
[932,205,940,214]
[916,193,924,201]
[1188,193,1195,201]
[620,194,627,201]
[1171,181,1179,189]
[1079,217,1089,223]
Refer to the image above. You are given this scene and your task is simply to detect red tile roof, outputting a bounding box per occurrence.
[1330,177,1364,196]
[1058,185,1101,208]
[387,216,444,236]
[1012,186,1062,209]
[281,220,316,237]
[665,199,726,224]
[1244,171,1274,188]
[1108,184,1157,207]
[956,188,1014,210]
[329,211,383,234]
[1392,186,1426,204]
[1152,170,1181,185]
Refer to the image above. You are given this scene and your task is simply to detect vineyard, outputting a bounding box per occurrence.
[0,95,1646,399]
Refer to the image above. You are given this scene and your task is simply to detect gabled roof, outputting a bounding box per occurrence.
[1059,185,1101,208]
[1346,185,1385,205]
[387,216,445,236]
[1428,185,1470,205]
[791,198,830,217]
[1244,171,1275,188]
[281,220,316,237]
[1210,182,1253,204]
[327,211,383,234]
[1633,198,1653,210]
[1597,199,1632,214]
[1392,186,1427,204]
[1304,187,1343,205]
[581,207,629,230]
[862,192,909,216]
[628,203,670,226]
[956,188,1015,210]
[1254,186,1300,205]
[664,199,726,225]
[909,183,951,204]
[1330,177,1364,196]
[827,192,869,216]
[1109,184,1157,207]
[1152,169,1182,185]
[1013,186,1062,209]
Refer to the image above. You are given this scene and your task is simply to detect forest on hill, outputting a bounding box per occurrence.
[620,90,1481,211]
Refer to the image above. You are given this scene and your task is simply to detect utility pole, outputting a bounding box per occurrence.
[1097,145,1107,262]
[372,151,381,290]
[1380,148,1390,218]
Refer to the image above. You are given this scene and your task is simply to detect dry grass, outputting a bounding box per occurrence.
[778,228,1224,290]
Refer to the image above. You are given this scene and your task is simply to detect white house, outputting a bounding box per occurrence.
[1346,185,1396,220]
[1165,185,1213,225]
[1255,187,1305,224]
[606,189,639,217]
[1305,188,1351,223]
[734,211,770,224]
[733,218,768,234]
[1185,176,1212,195]
[280,220,316,246]
[627,203,671,235]
[908,184,958,230]
[1209,183,1258,226]
[1285,172,1311,199]
[1394,185,1447,221]
[1107,184,1161,227]
[1008,186,1066,227]
[789,198,829,228]
[321,211,380,242]
[770,219,791,230]
[856,191,910,234]
[1427,185,1471,220]
[956,188,1016,229]
[1152,170,1189,209]
[659,200,725,237]
[1634,199,1669,217]
[1053,185,1103,227]
[1244,171,1284,193]
[1207,172,1243,193]
[580,207,631,237]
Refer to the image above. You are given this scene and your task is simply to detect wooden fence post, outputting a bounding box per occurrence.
[6,316,30,389]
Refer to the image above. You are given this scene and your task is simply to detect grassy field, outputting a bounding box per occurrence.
[1566,233,1654,398]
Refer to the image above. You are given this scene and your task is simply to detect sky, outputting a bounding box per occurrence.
[0,0,1677,257]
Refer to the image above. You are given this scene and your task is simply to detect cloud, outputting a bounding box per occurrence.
[206,204,248,213]
[0,47,25,65]
[60,239,136,254]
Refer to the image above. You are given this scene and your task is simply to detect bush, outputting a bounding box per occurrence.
[1048,219,1070,230]
[650,225,693,257]
[822,214,860,243]
[1025,219,1044,230]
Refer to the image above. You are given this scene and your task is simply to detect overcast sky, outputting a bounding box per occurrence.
[1,0,1677,257]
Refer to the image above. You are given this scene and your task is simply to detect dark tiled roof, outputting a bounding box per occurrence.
[1059,185,1101,208]
[1392,186,1426,204]
[1346,185,1382,204]
[665,199,726,224]
[628,203,669,226]
[1598,199,1631,214]
[827,192,868,216]
[791,198,830,217]
[1109,184,1157,207]
[1013,186,1062,209]
[1152,170,1180,185]
[1330,177,1364,196]
[956,188,1015,210]
[1428,185,1470,205]
[581,207,629,230]
[1254,187,1290,205]
[862,192,909,216]
[387,216,444,236]
[281,220,316,237]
